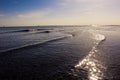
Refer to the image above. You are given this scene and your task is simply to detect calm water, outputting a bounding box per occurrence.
[0,25,120,80]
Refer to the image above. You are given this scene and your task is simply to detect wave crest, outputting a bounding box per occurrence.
[94,34,105,41]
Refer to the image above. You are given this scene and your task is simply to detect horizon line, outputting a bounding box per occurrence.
[0,24,120,27]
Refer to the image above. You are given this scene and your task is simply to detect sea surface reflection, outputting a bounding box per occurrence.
[75,47,106,80]
[73,32,106,80]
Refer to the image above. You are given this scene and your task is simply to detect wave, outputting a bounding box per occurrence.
[88,29,106,46]
[94,34,105,41]
[0,36,68,56]
[14,29,53,32]
[94,34,106,46]
[0,28,53,34]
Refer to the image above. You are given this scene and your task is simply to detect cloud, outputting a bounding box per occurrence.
[0,0,120,26]
[17,9,52,19]
[57,0,120,16]
[0,9,54,26]
[0,14,4,17]
[58,0,111,9]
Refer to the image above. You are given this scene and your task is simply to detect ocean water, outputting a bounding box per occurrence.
[0,25,120,80]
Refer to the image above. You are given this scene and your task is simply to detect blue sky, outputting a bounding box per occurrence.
[0,0,120,26]
[0,0,56,14]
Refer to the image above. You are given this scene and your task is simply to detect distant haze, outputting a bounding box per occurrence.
[0,0,120,26]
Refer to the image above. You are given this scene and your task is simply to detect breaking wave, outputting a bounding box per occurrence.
[0,36,68,56]
[0,28,53,34]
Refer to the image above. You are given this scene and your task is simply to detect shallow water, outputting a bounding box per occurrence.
[0,25,120,80]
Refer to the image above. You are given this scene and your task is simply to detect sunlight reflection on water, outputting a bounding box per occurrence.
[75,47,105,80]
[74,31,106,80]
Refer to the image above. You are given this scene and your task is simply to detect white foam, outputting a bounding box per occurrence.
[95,34,105,41]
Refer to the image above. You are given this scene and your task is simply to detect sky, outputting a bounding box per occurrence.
[0,0,120,26]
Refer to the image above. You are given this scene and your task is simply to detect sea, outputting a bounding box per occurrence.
[0,25,120,80]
